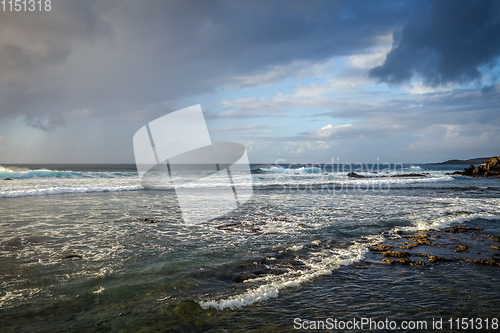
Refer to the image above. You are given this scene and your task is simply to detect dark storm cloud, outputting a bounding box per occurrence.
[0,0,411,130]
[370,0,500,86]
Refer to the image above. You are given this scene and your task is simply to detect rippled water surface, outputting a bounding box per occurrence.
[1,163,499,332]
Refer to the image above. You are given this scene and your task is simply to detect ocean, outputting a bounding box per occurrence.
[1,163,499,332]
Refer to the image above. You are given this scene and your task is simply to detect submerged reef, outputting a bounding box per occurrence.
[368,226,500,267]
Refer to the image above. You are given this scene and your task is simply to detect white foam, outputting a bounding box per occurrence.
[259,166,323,175]
[0,288,43,308]
[199,235,383,310]
[398,213,500,233]
[287,244,304,251]
[0,185,143,198]
[92,287,105,294]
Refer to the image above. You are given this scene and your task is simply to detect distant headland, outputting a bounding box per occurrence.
[429,157,494,165]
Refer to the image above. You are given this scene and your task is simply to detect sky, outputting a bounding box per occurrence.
[0,0,499,164]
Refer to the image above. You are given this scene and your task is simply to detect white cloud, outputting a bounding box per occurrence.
[225,58,334,89]
[402,81,455,95]
[348,33,393,69]
[210,123,278,135]
[407,127,500,154]
[314,123,353,138]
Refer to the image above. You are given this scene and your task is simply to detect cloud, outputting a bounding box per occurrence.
[210,124,279,136]
[224,58,333,89]
[0,0,411,130]
[407,126,500,156]
[370,0,500,87]
[313,123,353,138]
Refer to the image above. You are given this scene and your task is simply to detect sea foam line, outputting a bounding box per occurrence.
[400,213,500,233]
[198,236,383,310]
[0,185,144,198]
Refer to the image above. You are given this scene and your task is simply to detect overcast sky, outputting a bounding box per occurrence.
[0,0,499,164]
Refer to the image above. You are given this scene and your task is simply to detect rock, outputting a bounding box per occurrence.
[397,258,412,265]
[283,259,305,266]
[232,272,258,282]
[464,258,499,266]
[3,178,13,180]
[173,300,203,318]
[410,261,426,266]
[458,157,500,177]
[462,165,475,176]
[389,173,427,178]
[473,166,485,176]
[271,217,292,223]
[216,223,242,230]
[368,244,391,251]
[143,218,161,223]
[64,254,82,260]
[447,226,482,233]
[381,251,410,258]
[250,268,274,275]
[427,255,450,263]
[347,172,365,178]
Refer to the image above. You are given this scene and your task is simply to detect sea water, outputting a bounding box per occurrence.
[1,163,499,332]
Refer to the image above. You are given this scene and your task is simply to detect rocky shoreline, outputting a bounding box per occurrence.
[447,156,500,178]
[366,225,500,267]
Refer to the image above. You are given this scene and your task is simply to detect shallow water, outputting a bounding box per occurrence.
[0,163,499,332]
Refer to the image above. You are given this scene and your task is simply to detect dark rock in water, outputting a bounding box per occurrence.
[271,217,293,223]
[142,218,161,223]
[396,258,412,265]
[338,241,354,248]
[454,245,468,253]
[389,173,426,178]
[283,259,305,266]
[464,258,499,266]
[347,172,428,178]
[216,223,242,230]
[347,172,365,178]
[446,226,482,233]
[250,268,274,275]
[381,251,410,258]
[473,166,485,176]
[232,272,258,283]
[462,165,475,176]
[3,178,13,180]
[64,254,82,260]
[368,244,391,252]
[427,255,452,263]
[173,300,203,318]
